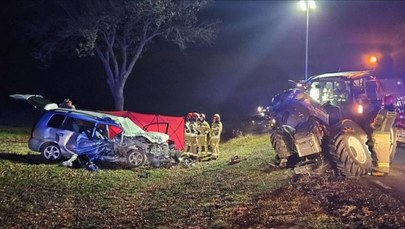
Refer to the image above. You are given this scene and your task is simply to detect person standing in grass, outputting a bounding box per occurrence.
[209,114,222,159]
[196,113,211,157]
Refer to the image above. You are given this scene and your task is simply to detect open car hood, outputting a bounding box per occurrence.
[9,94,58,111]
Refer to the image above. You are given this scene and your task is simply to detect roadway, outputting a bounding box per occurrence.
[362,145,405,199]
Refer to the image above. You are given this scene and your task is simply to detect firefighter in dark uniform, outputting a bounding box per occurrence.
[370,94,397,176]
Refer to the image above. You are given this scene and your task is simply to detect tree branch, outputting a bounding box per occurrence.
[95,45,115,93]
[107,27,120,79]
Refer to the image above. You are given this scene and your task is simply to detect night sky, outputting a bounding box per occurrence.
[2,1,405,123]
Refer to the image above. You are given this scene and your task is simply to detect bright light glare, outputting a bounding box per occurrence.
[357,104,363,114]
[309,86,320,101]
[257,106,263,113]
[308,0,316,9]
[299,0,316,11]
[369,56,377,64]
[299,0,307,10]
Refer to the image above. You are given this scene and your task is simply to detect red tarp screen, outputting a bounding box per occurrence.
[102,111,184,150]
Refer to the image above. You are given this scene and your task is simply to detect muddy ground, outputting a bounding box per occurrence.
[228,173,405,228]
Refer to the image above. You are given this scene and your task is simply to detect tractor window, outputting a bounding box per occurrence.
[308,81,334,103]
[365,81,378,100]
[309,82,321,102]
[322,82,334,102]
[309,80,351,105]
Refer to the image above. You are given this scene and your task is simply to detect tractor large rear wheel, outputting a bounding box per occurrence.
[270,129,290,162]
[329,130,372,177]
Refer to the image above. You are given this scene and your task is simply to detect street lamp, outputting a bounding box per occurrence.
[299,0,316,81]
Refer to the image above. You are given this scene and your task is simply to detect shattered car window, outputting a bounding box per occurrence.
[95,124,108,140]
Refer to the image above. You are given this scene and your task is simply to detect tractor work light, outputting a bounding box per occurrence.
[356,104,364,114]
[369,55,377,64]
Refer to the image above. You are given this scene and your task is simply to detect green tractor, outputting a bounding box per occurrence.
[269,71,403,176]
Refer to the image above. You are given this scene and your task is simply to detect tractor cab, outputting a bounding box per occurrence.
[305,71,404,129]
[307,72,376,115]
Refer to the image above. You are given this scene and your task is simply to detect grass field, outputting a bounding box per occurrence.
[0,126,295,228]
[2,126,404,228]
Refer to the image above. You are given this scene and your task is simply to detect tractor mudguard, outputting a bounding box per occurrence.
[330,119,369,144]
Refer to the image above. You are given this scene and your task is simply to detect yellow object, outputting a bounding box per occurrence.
[209,121,223,156]
[189,121,199,154]
[184,120,191,152]
[371,171,387,177]
[370,108,397,174]
[197,120,210,153]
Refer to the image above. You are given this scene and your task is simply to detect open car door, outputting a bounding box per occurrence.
[10,94,58,111]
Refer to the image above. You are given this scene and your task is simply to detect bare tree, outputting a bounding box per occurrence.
[28,0,217,110]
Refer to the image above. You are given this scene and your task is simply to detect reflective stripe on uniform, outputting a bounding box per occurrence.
[373,133,390,137]
[377,162,390,168]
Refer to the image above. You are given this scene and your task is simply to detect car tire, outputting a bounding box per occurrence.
[126,150,147,168]
[41,143,62,161]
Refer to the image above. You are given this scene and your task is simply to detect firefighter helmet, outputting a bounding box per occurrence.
[192,112,200,120]
[213,114,221,122]
[383,94,395,106]
[200,113,206,121]
[186,112,193,119]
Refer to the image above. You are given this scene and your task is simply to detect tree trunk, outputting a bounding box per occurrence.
[113,87,125,111]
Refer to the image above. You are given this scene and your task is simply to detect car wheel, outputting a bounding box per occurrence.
[41,143,62,161]
[126,150,147,168]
